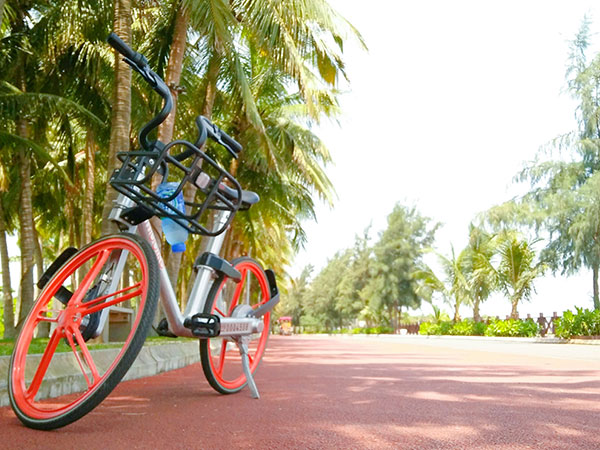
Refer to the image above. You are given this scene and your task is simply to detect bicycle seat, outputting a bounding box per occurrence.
[219,183,260,209]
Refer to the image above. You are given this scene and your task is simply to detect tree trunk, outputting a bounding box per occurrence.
[160,6,193,290]
[453,297,461,322]
[390,301,398,330]
[176,50,222,295]
[16,121,35,331]
[473,297,481,322]
[0,199,15,338]
[101,0,132,236]
[201,51,221,118]
[33,227,50,338]
[593,263,599,310]
[82,129,96,245]
[149,5,190,325]
[510,298,519,320]
[32,223,43,278]
[157,6,188,145]
[77,129,96,284]
[65,182,78,248]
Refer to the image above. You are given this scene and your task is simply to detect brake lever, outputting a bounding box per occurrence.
[123,58,158,89]
[195,116,239,159]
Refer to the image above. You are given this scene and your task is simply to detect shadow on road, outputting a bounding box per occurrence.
[1,335,599,449]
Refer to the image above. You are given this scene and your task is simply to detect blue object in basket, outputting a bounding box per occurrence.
[156,182,188,252]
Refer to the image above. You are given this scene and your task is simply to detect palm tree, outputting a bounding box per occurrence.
[0,0,364,334]
[0,191,15,338]
[491,19,600,309]
[153,0,364,283]
[417,246,471,322]
[101,0,133,235]
[0,0,108,331]
[496,232,546,319]
[465,225,497,322]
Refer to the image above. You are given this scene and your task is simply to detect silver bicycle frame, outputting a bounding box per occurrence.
[99,193,264,339]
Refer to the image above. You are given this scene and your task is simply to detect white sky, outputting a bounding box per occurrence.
[291,0,600,318]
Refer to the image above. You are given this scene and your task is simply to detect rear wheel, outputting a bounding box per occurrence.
[200,257,271,394]
[8,233,159,430]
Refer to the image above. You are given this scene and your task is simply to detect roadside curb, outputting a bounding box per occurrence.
[0,340,200,408]
[292,333,600,345]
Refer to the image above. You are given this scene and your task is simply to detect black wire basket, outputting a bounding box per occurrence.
[110,140,242,236]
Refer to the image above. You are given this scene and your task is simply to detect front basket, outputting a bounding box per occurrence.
[109,140,242,236]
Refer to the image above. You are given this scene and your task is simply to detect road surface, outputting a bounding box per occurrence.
[1,335,599,449]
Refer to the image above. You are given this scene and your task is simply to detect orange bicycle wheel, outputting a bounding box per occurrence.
[9,233,159,430]
[200,257,270,394]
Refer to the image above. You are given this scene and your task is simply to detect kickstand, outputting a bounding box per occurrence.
[236,339,260,399]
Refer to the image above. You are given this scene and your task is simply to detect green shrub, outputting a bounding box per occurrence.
[373,326,393,334]
[484,318,538,337]
[472,321,487,336]
[520,318,539,337]
[418,322,433,335]
[348,326,393,334]
[438,321,453,335]
[449,319,472,336]
[418,320,452,335]
[555,307,600,338]
[419,319,487,336]
[449,319,486,336]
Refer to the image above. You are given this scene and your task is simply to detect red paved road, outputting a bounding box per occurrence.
[1,335,600,449]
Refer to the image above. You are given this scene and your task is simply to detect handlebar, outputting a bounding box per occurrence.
[195,116,242,155]
[107,33,243,160]
[172,116,243,162]
[107,33,147,68]
[107,32,172,150]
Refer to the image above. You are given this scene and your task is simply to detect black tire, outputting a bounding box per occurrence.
[199,257,271,394]
[8,233,159,430]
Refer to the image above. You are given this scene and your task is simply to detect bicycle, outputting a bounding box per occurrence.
[7,33,280,430]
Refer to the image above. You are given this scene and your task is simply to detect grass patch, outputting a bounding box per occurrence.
[0,338,122,357]
[0,334,183,357]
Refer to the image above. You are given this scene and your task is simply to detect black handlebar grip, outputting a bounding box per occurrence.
[219,129,243,154]
[107,33,136,59]
[107,32,147,67]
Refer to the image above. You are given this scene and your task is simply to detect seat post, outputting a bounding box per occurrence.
[183,210,231,317]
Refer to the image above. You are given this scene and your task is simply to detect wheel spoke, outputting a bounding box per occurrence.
[73,329,101,387]
[79,282,143,316]
[25,329,62,401]
[229,270,247,314]
[64,331,94,389]
[217,340,227,374]
[35,309,59,323]
[72,249,111,305]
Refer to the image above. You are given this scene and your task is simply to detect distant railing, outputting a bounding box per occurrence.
[397,312,562,336]
[531,312,560,337]
[396,323,420,334]
[487,313,560,337]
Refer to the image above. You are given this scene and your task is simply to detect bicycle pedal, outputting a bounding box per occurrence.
[183,313,221,338]
[155,318,178,338]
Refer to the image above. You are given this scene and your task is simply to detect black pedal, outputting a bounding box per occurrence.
[183,313,221,338]
[155,318,178,338]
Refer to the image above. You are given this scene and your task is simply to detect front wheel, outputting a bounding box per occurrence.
[8,233,159,430]
[200,257,271,394]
